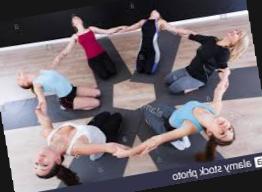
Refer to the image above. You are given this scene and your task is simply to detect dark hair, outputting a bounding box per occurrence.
[20,83,35,94]
[195,125,235,162]
[37,156,81,186]
[149,9,162,20]
[71,14,89,32]
[20,83,33,90]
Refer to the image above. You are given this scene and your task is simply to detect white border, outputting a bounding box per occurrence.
[0,10,248,52]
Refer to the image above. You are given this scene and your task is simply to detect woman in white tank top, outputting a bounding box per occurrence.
[33,106,128,186]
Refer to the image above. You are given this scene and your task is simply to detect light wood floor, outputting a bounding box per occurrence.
[2,13,262,192]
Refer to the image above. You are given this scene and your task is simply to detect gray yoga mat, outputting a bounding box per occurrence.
[2,31,261,186]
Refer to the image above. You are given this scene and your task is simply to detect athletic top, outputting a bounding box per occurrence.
[169,101,216,133]
[141,19,158,50]
[33,70,72,98]
[47,122,106,161]
[185,34,230,83]
[78,30,105,59]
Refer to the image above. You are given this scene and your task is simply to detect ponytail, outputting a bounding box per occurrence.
[195,126,235,162]
[56,165,81,186]
[195,136,217,162]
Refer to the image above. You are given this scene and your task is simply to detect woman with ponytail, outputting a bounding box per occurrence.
[33,106,129,185]
[113,69,235,161]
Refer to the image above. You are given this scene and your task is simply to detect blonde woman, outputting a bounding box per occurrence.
[163,25,249,94]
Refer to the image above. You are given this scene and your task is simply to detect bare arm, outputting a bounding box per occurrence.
[73,142,130,156]
[158,19,169,31]
[163,23,197,38]
[89,26,127,35]
[117,19,146,33]
[210,68,230,114]
[49,35,77,69]
[35,106,54,138]
[113,122,196,158]
[33,83,47,112]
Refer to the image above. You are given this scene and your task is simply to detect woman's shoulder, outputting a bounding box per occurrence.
[216,45,230,59]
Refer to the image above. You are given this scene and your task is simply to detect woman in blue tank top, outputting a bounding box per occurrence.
[114,69,235,161]
[17,69,101,111]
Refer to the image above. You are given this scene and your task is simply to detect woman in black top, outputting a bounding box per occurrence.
[119,10,168,74]
[163,25,249,94]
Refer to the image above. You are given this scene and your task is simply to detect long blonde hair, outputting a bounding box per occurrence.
[228,31,250,62]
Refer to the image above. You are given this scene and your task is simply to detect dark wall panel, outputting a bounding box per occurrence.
[0,0,247,47]
[156,0,247,21]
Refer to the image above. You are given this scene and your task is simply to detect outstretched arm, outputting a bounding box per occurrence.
[113,122,196,158]
[117,19,146,33]
[89,25,127,35]
[162,23,197,38]
[210,68,231,114]
[33,83,47,113]
[49,35,77,69]
[35,106,54,138]
[73,142,130,156]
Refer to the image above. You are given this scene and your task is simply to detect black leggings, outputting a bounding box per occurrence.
[87,112,122,142]
[88,52,117,80]
[136,48,156,74]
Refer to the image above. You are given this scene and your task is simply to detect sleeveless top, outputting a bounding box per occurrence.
[33,70,72,98]
[141,19,158,50]
[47,122,106,161]
[169,101,216,133]
[78,30,105,59]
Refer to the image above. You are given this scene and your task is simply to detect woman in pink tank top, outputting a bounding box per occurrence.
[51,15,127,80]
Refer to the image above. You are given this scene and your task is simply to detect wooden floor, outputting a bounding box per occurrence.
[2,13,262,192]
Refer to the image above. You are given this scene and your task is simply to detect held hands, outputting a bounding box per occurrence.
[113,146,132,158]
[137,135,162,156]
[110,135,162,158]
[106,142,130,155]
[36,100,47,114]
[110,26,128,34]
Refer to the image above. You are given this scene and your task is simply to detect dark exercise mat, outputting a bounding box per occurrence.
[137,114,223,171]
[58,109,144,188]
[134,51,261,171]
[1,36,142,187]
[130,31,181,84]
[1,32,181,130]
[2,32,261,186]
[2,37,133,130]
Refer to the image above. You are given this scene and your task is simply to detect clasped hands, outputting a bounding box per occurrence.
[111,135,163,158]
